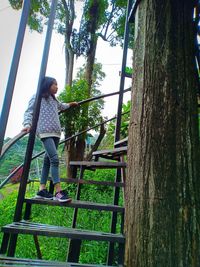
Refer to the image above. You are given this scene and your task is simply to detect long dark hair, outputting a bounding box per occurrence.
[40,76,57,99]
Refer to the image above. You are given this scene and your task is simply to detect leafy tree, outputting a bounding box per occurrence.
[9,0,129,84]
[9,0,129,173]
[58,62,105,175]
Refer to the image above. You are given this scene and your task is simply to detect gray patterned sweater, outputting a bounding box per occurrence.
[23,94,70,139]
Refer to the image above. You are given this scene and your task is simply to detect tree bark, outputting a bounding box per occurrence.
[63,0,75,86]
[125,1,200,267]
[72,0,99,166]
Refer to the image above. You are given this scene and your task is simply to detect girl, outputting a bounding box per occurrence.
[22,76,78,202]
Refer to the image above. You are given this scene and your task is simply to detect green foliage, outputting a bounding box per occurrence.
[9,0,131,50]
[0,136,43,178]
[85,0,108,29]
[101,0,134,48]
[59,63,105,137]
[100,100,131,149]
[108,100,131,139]
[9,0,50,33]
[125,66,133,75]
[8,0,23,10]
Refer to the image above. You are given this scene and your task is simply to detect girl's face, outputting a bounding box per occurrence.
[49,81,58,95]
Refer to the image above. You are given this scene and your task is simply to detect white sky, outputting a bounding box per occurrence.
[0,0,132,138]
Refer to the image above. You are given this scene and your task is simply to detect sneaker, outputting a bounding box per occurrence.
[36,189,53,200]
[54,190,72,203]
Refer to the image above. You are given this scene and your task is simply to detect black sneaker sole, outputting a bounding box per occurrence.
[35,195,53,200]
[53,197,72,203]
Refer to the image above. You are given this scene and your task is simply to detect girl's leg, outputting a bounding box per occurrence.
[41,137,60,186]
[40,153,50,189]
[41,137,71,202]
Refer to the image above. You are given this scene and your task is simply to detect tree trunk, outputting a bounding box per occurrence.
[63,0,75,86]
[71,0,99,167]
[85,37,97,93]
[85,122,106,161]
[65,45,74,86]
[125,1,200,267]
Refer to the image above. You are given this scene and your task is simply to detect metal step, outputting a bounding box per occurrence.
[0,256,116,267]
[69,161,126,169]
[92,146,127,160]
[61,178,124,187]
[24,198,124,212]
[1,221,125,243]
[114,137,128,148]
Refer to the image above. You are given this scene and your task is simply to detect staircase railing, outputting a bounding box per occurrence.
[0,87,131,159]
[0,0,132,263]
[0,108,130,190]
[0,0,31,156]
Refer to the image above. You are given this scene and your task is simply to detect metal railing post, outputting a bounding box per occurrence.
[114,0,133,143]
[13,0,58,223]
[0,0,31,155]
[108,0,133,265]
[7,0,58,257]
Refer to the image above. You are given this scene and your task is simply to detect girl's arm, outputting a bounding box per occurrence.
[22,95,36,132]
[57,101,79,111]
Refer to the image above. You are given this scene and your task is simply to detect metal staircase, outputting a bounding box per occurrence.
[0,0,199,266]
[0,145,127,266]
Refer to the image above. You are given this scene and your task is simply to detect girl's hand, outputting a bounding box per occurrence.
[69,102,79,107]
[21,126,31,133]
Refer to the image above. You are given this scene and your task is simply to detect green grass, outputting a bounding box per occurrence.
[0,169,124,264]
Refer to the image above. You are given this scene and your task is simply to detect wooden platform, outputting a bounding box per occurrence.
[2,221,125,243]
[114,137,128,148]
[92,147,127,160]
[24,198,124,212]
[69,161,126,169]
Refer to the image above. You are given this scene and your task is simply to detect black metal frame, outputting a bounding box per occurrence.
[0,0,31,155]
[107,0,135,264]
[4,0,58,257]
[0,0,139,264]
[0,109,130,190]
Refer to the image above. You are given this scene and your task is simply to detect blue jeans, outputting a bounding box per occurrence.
[41,137,60,185]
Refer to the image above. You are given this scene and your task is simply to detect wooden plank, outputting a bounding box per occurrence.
[2,221,125,243]
[0,256,113,266]
[92,147,127,160]
[69,161,126,169]
[114,137,128,148]
[61,178,124,187]
[24,198,124,212]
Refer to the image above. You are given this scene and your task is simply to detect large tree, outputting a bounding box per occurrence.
[9,0,128,175]
[125,1,200,266]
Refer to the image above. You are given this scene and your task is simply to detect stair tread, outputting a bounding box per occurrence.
[24,198,124,212]
[114,137,128,148]
[61,178,124,187]
[92,147,127,159]
[2,221,125,243]
[0,256,115,267]
[69,161,126,168]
